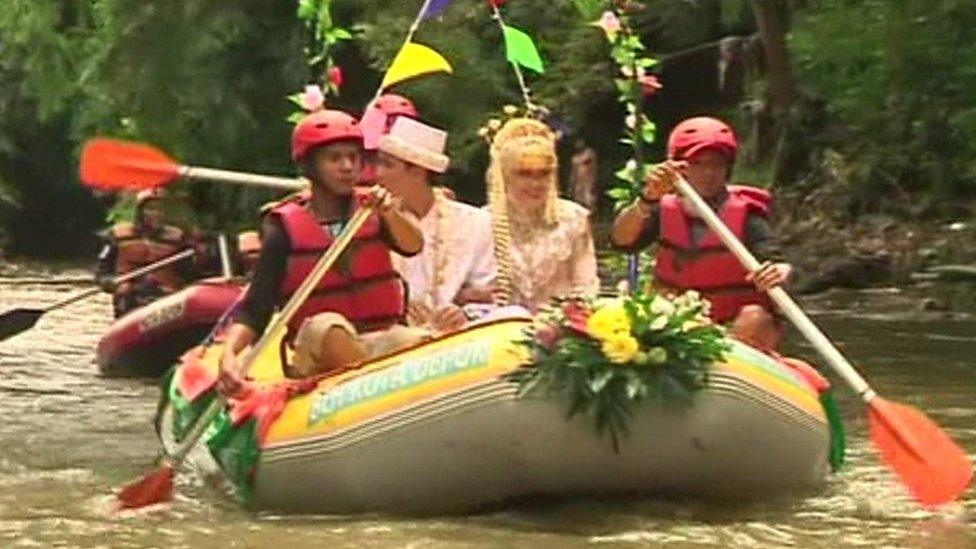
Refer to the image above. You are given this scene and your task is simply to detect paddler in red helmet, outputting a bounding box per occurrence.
[611,116,793,351]
[95,188,204,317]
[217,108,424,396]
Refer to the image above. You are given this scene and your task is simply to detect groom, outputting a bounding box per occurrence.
[376,117,498,331]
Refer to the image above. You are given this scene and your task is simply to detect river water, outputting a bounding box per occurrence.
[0,267,973,548]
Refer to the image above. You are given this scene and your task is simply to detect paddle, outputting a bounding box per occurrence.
[672,175,973,508]
[0,248,196,342]
[80,139,307,192]
[115,200,378,510]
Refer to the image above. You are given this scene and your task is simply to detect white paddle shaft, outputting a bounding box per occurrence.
[674,177,875,401]
[178,166,307,191]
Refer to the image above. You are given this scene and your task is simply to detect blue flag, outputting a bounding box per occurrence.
[421,0,453,20]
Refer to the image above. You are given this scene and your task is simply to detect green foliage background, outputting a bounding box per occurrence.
[0,0,974,256]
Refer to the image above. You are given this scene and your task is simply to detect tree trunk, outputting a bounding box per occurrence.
[751,0,799,112]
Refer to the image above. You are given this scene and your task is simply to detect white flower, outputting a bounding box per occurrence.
[650,295,675,316]
[299,84,325,112]
[682,316,709,332]
[625,114,637,129]
[650,315,668,331]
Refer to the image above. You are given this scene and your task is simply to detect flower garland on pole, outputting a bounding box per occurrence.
[288,0,353,119]
[588,2,662,291]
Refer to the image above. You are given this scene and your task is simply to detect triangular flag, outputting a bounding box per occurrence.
[381,42,454,89]
[502,24,545,74]
[421,0,454,20]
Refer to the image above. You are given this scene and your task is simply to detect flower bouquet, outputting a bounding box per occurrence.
[516,290,729,450]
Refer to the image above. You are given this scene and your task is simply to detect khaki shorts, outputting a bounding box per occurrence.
[291,312,431,376]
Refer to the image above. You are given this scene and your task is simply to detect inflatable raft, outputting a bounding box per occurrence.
[96,278,243,377]
[158,318,841,515]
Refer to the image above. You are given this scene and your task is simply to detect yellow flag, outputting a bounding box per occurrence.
[380,42,453,89]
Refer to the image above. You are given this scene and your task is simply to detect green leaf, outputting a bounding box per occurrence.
[327,28,352,41]
[297,0,317,20]
[589,369,614,394]
[637,57,659,69]
[641,119,657,145]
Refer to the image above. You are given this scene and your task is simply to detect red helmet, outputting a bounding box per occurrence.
[667,116,738,162]
[361,94,419,151]
[291,109,363,162]
[372,94,418,119]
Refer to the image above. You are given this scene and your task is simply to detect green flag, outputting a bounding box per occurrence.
[503,24,545,74]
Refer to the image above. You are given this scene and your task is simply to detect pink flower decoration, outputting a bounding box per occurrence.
[299,84,325,112]
[637,73,662,98]
[592,11,622,40]
[328,66,344,89]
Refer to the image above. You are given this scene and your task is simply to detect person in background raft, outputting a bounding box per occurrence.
[485,118,600,312]
[236,230,261,275]
[217,109,425,396]
[610,116,793,351]
[96,189,206,318]
[376,117,498,330]
[570,138,599,212]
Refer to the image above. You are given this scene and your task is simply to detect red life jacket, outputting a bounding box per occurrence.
[270,191,405,342]
[653,185,773,323]
[113,222,186,292]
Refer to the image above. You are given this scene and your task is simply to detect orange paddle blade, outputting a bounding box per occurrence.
[868,397,973,507]
[80,138,181,191]
[115,463,174,511]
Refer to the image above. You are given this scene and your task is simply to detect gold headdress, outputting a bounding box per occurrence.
[486,117,560,225]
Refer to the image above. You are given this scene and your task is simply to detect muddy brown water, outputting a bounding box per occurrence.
[0,266,973,548]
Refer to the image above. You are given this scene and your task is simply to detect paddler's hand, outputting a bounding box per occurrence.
[641,160,687,202]
[363,186,403,215]
[430,304,467,333]
[406,302,432,327]
[97,277,117,293]
[217,349,247,397]
[747,261,793,292]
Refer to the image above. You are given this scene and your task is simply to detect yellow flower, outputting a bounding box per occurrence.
[503,104,519,115]
[586,304,631,340]
[602,334,640,364]
[488,118,503,131]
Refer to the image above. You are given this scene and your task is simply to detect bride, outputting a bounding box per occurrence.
[485,117,600,312]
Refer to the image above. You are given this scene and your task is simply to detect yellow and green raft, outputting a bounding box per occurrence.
[158,319,843,515]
